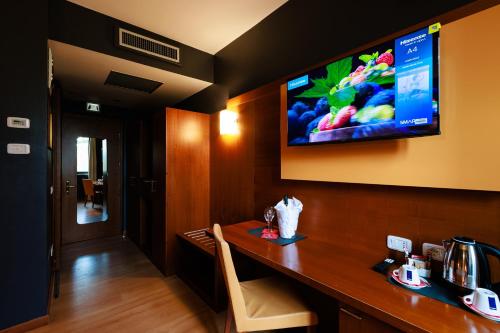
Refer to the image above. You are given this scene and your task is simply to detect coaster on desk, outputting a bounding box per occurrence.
[260,228,279,239]
[386,274,460,307]
[248,227,306,246]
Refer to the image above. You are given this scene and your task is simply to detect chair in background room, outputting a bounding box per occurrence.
[213,224,318,333]
[82,179,98,208]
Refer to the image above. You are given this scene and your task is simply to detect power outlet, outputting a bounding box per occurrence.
[422,243,446,261]
[387,235,412,253]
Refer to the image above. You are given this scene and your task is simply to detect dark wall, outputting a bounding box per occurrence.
[0,0,49,329]
[178,0,474,112]
[176,84,228,114]
[49,0,214,83]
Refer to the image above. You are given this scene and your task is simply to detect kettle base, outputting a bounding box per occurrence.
[444,279,475,297]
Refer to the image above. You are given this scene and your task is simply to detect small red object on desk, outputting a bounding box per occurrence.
[261,228,279,240]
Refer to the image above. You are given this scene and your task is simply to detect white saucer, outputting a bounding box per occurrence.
[391,269,430,290]
[462,297,500,322]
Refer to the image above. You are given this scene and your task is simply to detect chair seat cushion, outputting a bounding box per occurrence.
[240,276,317,327]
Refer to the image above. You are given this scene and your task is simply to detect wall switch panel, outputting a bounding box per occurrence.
[7,117,30,129]
[387,235,412,253]
[7,143,30,154]
[422,243,446,261]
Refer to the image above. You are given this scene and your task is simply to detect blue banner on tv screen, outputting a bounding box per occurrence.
[395,28,434,128]
[288,75,309,90]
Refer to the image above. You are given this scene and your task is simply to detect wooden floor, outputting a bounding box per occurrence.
[29,237,237,333]
[76,201,107,224]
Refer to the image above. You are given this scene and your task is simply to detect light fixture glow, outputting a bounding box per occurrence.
[220,110,239,135]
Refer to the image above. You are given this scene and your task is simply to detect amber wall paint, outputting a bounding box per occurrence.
[281,6,500,191]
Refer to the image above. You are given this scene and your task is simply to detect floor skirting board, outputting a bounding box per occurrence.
[0,316,49,333]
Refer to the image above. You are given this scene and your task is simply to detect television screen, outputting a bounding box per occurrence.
[286,25,440,146]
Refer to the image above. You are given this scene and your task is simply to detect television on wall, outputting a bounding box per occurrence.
[286,25,440,146]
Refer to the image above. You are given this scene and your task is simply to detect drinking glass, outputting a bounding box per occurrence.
[264,206,275,232]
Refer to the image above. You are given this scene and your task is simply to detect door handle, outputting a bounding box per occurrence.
[143,180,157,193]
[65,180,76,194]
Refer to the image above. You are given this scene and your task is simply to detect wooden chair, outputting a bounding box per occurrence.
[213,224,318,333]
[82,179,97,208]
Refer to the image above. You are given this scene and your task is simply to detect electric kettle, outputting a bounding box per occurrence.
[442,237,500,293]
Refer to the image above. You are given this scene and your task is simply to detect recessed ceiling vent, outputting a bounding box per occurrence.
[104,71,163,94]
[118,27,180,64]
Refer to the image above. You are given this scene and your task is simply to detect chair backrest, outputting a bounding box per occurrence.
[82,179,94,196]
[213,224,248,329]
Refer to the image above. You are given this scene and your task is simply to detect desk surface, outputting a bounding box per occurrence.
[221,221,497,333]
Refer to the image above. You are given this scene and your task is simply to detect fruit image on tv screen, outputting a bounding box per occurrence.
[286,26,440,146]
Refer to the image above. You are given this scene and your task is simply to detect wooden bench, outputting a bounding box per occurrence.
[176,228,226,311]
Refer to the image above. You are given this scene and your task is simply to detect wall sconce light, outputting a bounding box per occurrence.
[220,110,239,135]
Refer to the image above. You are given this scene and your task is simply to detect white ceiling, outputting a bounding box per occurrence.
[67,0,288,54]
[49,40,211,108]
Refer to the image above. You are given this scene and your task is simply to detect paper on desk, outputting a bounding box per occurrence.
[274,197,303,239]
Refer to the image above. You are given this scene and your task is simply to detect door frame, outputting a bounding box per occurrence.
[48,83,62,309]
[60,113,123,244]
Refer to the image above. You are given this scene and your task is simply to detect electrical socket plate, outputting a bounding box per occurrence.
[7,143,30,154]
[387,235,412,253]
[422,243,446,261]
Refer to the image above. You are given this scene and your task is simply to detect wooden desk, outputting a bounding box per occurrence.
[221,221,497,333]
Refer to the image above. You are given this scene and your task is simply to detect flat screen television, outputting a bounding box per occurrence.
[286,25,440,146]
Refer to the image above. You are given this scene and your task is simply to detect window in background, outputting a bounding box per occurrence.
[77,137,89,173]
[102,139,108,176]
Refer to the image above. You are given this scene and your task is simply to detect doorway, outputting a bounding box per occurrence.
[61,113,123,244]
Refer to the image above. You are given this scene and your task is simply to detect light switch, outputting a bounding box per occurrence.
[7,143,30,154]
[7,117,30,129]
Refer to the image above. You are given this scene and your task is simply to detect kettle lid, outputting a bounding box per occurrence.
[452,236,476,244]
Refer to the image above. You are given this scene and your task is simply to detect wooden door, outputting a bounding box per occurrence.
[151,111,167,272]
[125,118,141,246]
[128,115,157,256]
[61,113,122,244]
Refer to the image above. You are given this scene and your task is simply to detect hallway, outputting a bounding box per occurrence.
[30,237,227,333]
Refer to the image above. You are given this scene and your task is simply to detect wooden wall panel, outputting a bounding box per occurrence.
[210,102,255,224]
[166,108,210,274]
[212,83,500,268]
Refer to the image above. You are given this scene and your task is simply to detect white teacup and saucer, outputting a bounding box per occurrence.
[392,264,430,289]
[462,288,500,321]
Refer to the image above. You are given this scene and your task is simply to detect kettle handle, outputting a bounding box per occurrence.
[476,242,500,290]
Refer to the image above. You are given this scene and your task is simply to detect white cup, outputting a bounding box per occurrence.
[398,264,421,286]
[463,288,500,317]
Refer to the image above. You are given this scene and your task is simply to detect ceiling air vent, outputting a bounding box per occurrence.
[118,27,180,64]
[104,71,163,94]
